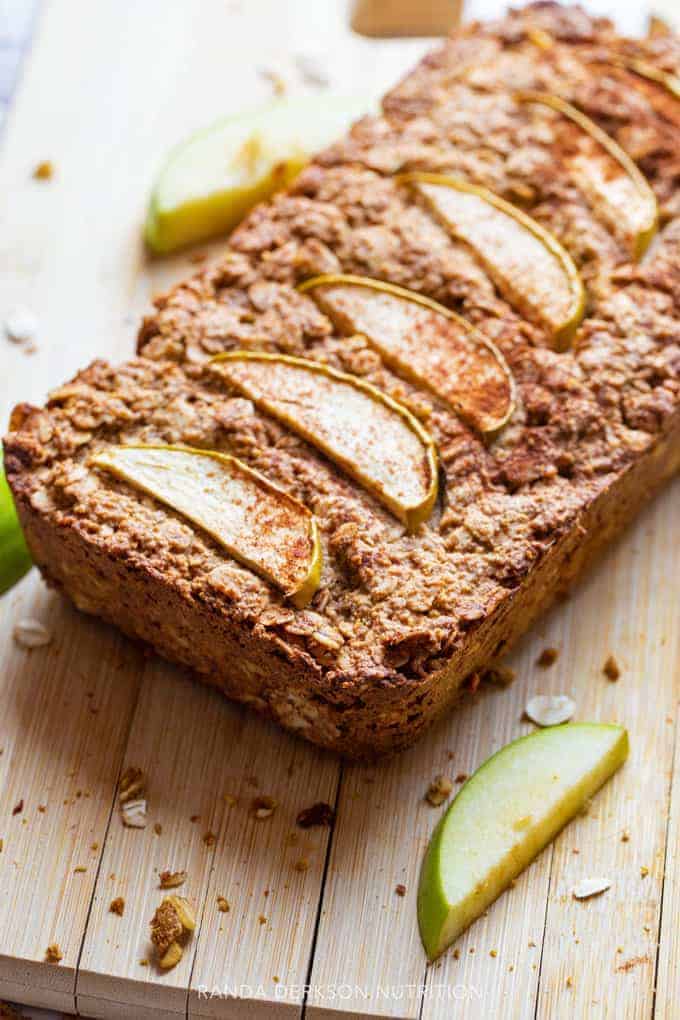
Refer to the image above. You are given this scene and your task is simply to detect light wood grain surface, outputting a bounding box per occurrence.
[0,1,678,1018]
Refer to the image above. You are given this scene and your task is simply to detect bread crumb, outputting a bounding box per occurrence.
[566,976,573,988]
[216,895,230,912]
[294,857,310,873]
[12,801,23,816]
[603,655,621,681]
[203,831,216,847]
[617,954,651,973]
[640,866,649,878]
[454,773,468,784]
[150,896,196,969]
[45,943,62,964]
[33,160,54,180]
[119,766,145,803]
[73,866,87,874]
[251,796,277,820]
[536,647,558,668]
[296,802,335,828]
[489,949,498,958]
[425,775,453,807]
[160,869,187,889]
[395,883,406,897]
[154,822,163,836]
[453,948,460,960]
[139,958,149,967]
[109,897,125,916]
[258,914,267,925]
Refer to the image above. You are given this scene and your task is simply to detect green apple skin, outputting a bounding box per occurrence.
[418,723,629,961]
[145,94,370,254]
[0,463,32,594]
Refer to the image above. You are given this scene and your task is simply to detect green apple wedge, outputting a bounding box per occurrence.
[145,94,370,254]
[0,462,32,594]
[418,723,629,961]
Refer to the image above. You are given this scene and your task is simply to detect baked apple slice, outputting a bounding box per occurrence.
[91,444,322,607]
[298,274,514,434]
[211,352,438,530]
[400,172,585,350]
[620,55,680,101]
[517,91,658,260]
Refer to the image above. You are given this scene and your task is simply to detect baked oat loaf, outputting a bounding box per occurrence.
[5,3,680,757]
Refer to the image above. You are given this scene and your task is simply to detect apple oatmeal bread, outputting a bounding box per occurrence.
[5,3,680,757]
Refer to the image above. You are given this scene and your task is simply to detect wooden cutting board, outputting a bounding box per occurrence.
[0,2,678,1018]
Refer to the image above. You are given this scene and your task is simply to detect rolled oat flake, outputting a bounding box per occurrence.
[13,618,52,649]
[525,694,575,727]
[572,877,611,900]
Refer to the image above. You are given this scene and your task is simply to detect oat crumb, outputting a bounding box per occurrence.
[251,796,277,820]
[425,775,453,807]
[160,869,187,889]
[150,896,196,969]
[217,895,230,912]
[453,948,460,960]
[202,831,216,847]
[296,802,335,828]
[109,897,125,916]
[621,830,630,842]
[258,914,267,925]
[154,822,163,836]
[395,884,406,897]
[33,160,54,180]
[536,647,559,668]
[119,766,145,803]
[12,801,23,816]
[489,949,498,958]
[640,866,649,878]
[294,857,310,873]
[45,943,62,964]
[566,976,573,988]
[603,655,621,681]
[73,866,87,874]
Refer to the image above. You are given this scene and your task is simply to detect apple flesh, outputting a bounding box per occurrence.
[418,723,629,960]
[145,94,370,254]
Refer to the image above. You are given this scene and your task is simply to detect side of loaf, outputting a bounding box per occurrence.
[5,3,680,758]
